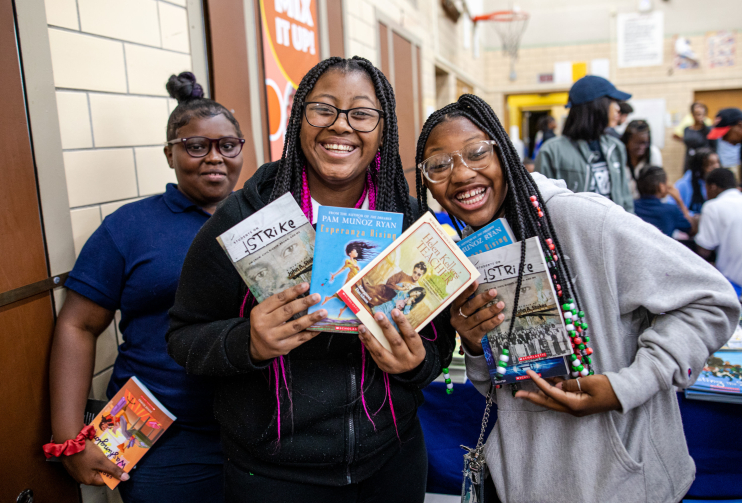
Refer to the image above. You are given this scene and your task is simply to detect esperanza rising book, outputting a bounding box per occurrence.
[308,206,403,333]
[457,217,514,257]
[217,193,315,313]
[469,236,571,382]
[338,212,479,351]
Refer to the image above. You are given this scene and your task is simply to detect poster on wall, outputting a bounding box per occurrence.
[617,11,664,68]
[707,31,735,68]
[259,0,320,161]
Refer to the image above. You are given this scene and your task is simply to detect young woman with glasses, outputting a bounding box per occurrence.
[49,72,243,502]
[414,93,739,503]
[166,57,456,503]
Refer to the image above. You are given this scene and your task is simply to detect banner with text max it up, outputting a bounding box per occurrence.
[259,0,320,160]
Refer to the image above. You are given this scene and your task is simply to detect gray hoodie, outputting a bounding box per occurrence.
[464,173,739,503]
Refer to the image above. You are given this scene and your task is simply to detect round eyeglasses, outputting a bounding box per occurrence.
[418,140,498,183]
[166,136,245,158]
[303,102,384,133]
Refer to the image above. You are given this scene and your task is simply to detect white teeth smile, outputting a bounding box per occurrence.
[456,187,486,205]
[323,143,355,152]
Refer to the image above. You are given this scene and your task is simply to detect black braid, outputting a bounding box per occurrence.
[269,57,414,225]
[415,94,583,350]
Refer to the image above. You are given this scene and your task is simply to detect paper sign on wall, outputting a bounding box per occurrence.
[617,11,664,68]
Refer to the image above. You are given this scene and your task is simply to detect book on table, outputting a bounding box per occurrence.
[337,212,479,351]
[90,377,176,489]
[685,349,742,404]
[468,236,570,385]
[308,206,403,333]
[217,192,315,315]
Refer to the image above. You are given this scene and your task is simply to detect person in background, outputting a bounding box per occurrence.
[621,119,663,198]
[532,115,557,158]
[634,166,696,237]
[605,101,633,138]
[668,147,719,214]
[536,75,634,213]
[695,167,742,296]
[48,73,243,501]
[707,107,742,184]
[682,102,716,172]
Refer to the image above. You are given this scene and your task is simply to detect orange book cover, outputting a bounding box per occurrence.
[90,376,176,489]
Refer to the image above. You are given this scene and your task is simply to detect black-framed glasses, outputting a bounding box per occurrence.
[303,102,384,133]
[418,140,498,184]
[166,136,245,158]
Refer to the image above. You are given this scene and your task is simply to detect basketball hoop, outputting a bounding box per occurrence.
[473,10,529,81]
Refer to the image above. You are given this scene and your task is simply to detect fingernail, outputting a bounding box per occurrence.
[489,289,496,297]
[121,473,130,481]
[498,313,504,320]
[392,309,400,317]
[319,310,327,317]
[375,313,384,321]
[497,301,505,309]
[302,282,309,290]
[359,326,367,334]
[312,293,320,301]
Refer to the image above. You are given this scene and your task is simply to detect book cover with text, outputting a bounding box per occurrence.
[482,334,568,385]
[217,193,315,314]
[90,377,176,489]
[458,218,515,257]
[308,206,403,333]
[471,237,572,368]
[338,213,479,351]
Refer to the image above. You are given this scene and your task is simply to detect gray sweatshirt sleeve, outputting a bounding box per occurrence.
[601,205,740,413]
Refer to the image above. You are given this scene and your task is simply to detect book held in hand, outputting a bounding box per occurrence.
[338,212,480,351]
[308,206,403,333]
[91,377,176,489]
[482,334,568,385]
[470,237,571,383]
[217,193,315,312]
[458,218,514,257]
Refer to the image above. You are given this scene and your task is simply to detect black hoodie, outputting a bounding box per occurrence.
[166,162,456,486]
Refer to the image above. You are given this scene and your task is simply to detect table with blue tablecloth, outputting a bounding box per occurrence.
[419,381,742,499]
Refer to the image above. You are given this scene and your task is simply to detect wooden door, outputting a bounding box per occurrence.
[694,88,742,119]
[0,0,79,501]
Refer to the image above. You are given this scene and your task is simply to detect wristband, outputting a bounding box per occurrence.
[43,424,96,459]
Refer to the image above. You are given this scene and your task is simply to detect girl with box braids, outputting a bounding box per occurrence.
[416,94,594,385]
[270,56,414,225]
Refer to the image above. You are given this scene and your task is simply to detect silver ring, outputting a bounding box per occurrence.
[459,307,469,319]
[576,378,582,392]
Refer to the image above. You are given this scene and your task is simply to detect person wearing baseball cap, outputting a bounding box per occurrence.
[708,108,742,183]
[536,76,635,213]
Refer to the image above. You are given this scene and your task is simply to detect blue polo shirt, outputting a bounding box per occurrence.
[66,184,217,430]
[634,195,692,237]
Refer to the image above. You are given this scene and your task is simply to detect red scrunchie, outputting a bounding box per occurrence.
[43,424,96,459]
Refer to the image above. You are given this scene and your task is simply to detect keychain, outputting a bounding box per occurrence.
[461,389,493,503]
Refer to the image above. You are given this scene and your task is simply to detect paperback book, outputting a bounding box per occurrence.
[458,218,515,257]
[470,237,571,370]
[308,206,403,333]
[338,212,479,351]
[90,377,176,489]
[685,350,742,404]
[217,193,315,313]
[482,334,568,385]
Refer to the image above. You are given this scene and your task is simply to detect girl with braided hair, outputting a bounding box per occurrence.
[167,57,456,502]
[416,94,739,503]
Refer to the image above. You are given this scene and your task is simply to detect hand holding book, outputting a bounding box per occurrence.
[449,281,506,356]
[248,282,327,362]
[60,439,129,486]
[358,310,426,374]
[515,370,621,417]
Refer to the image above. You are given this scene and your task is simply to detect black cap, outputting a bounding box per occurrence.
[708,108,742,140]
[567,76,632,107]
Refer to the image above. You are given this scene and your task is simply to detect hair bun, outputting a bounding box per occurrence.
[166,72,204,104]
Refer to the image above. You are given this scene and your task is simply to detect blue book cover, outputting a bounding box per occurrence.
[482,334,568,385]
[308,206,403,333]
[458,218,514,257]
[686,350,742,402]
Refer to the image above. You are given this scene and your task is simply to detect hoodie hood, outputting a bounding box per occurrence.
[531,171,570,204]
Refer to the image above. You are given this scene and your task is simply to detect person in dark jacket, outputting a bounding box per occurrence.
[166,57,455,503]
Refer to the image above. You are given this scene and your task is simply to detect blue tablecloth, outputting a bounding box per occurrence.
[419,381,742,499]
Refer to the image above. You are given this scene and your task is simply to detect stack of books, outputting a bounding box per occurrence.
[685,347,742,404]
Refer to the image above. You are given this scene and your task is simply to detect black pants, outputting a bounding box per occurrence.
[224,426,428,503]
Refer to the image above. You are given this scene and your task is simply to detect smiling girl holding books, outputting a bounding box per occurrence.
[166,57,455,503]
[415,94,740,503]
